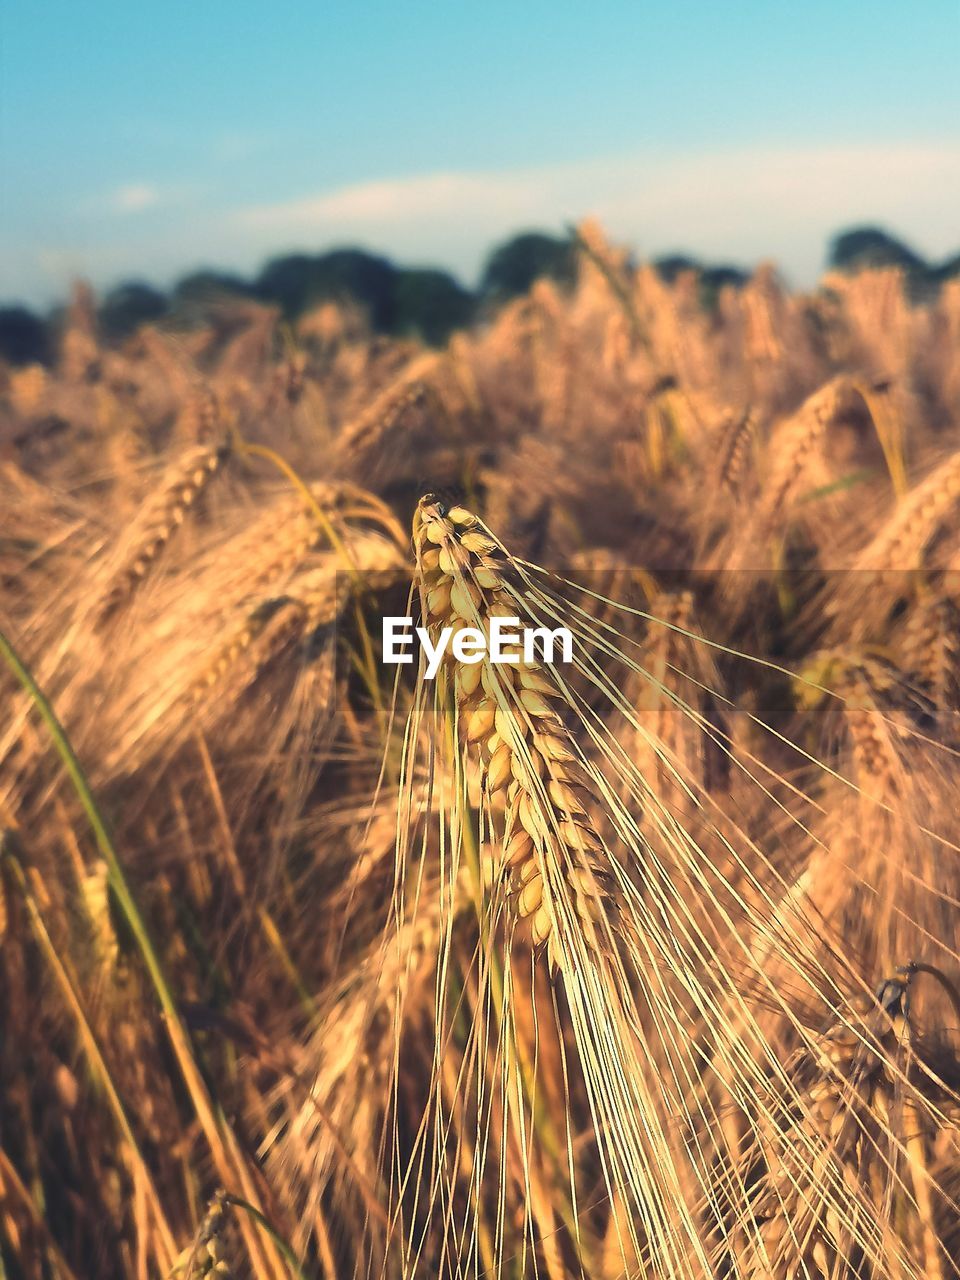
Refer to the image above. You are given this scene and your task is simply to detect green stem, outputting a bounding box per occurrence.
[0,626,291,1279]
[223,1198,310,1280]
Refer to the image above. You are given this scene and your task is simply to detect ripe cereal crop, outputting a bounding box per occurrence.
[2,234,960,1277]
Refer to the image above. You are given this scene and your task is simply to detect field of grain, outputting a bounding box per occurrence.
[3,222,960,1279]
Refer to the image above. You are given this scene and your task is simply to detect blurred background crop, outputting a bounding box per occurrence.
[1,0,958,356]
[4,7,960,1280]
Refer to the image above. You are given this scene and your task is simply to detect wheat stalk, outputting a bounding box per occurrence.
[715,376,860,589]
[266,870,463,1263]
[900,591,960,733]
[407,497,808,1278]
[855,450,960,572]
[722,964,960,1279]
[623,588,728,821]
[413,495,620,972]
[407,493,960,1279]
[716,407,758,500]
[335,358,434,474]
[59,282,100,383]
[174,382,222,446]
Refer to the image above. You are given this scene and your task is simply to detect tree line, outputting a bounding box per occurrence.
[1,225,958,367]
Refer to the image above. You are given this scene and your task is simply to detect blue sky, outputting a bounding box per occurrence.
[2,1,959,307]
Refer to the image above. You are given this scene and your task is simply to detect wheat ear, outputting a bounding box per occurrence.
[336,364,432,473]
[172,1191,232,1278]
[855,449,960,572]
[413,495,619,973]
[730,964,960,1279]
[715,406,757,499]
[99,438,231,621]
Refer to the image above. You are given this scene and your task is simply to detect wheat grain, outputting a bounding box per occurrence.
[413,495,620,972]
[759,378,852,522]
[98,437,232,620]
[900,592,960,733]
[172,1191,232,1279]
[174,382,222,446]
[623,589,728,818]
[716,407,758,499]
[856,450,960,572]
[7,236,960,1279]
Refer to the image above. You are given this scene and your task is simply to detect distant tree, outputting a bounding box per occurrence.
[933,252,960,285]
[702,265,749,291]
[700,264,750,310]
[391,269,475,345]
[653,254,702,283]
[257,248,398,328]
[0,306,50,365]
[172,270,254,306]
[254,254,312,316]
[98,282,168,340]
[479,231,577,304]
[652,255,748,308]
[829,226,927,275]
[166,271,257,328]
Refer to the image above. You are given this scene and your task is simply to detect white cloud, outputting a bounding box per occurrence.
[111,183,161,214]
[235,141,960,284]
[5,140,958,306]
[240,171,542,228]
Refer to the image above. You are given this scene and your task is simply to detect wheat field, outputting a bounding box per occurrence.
[3,222,960,1278]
